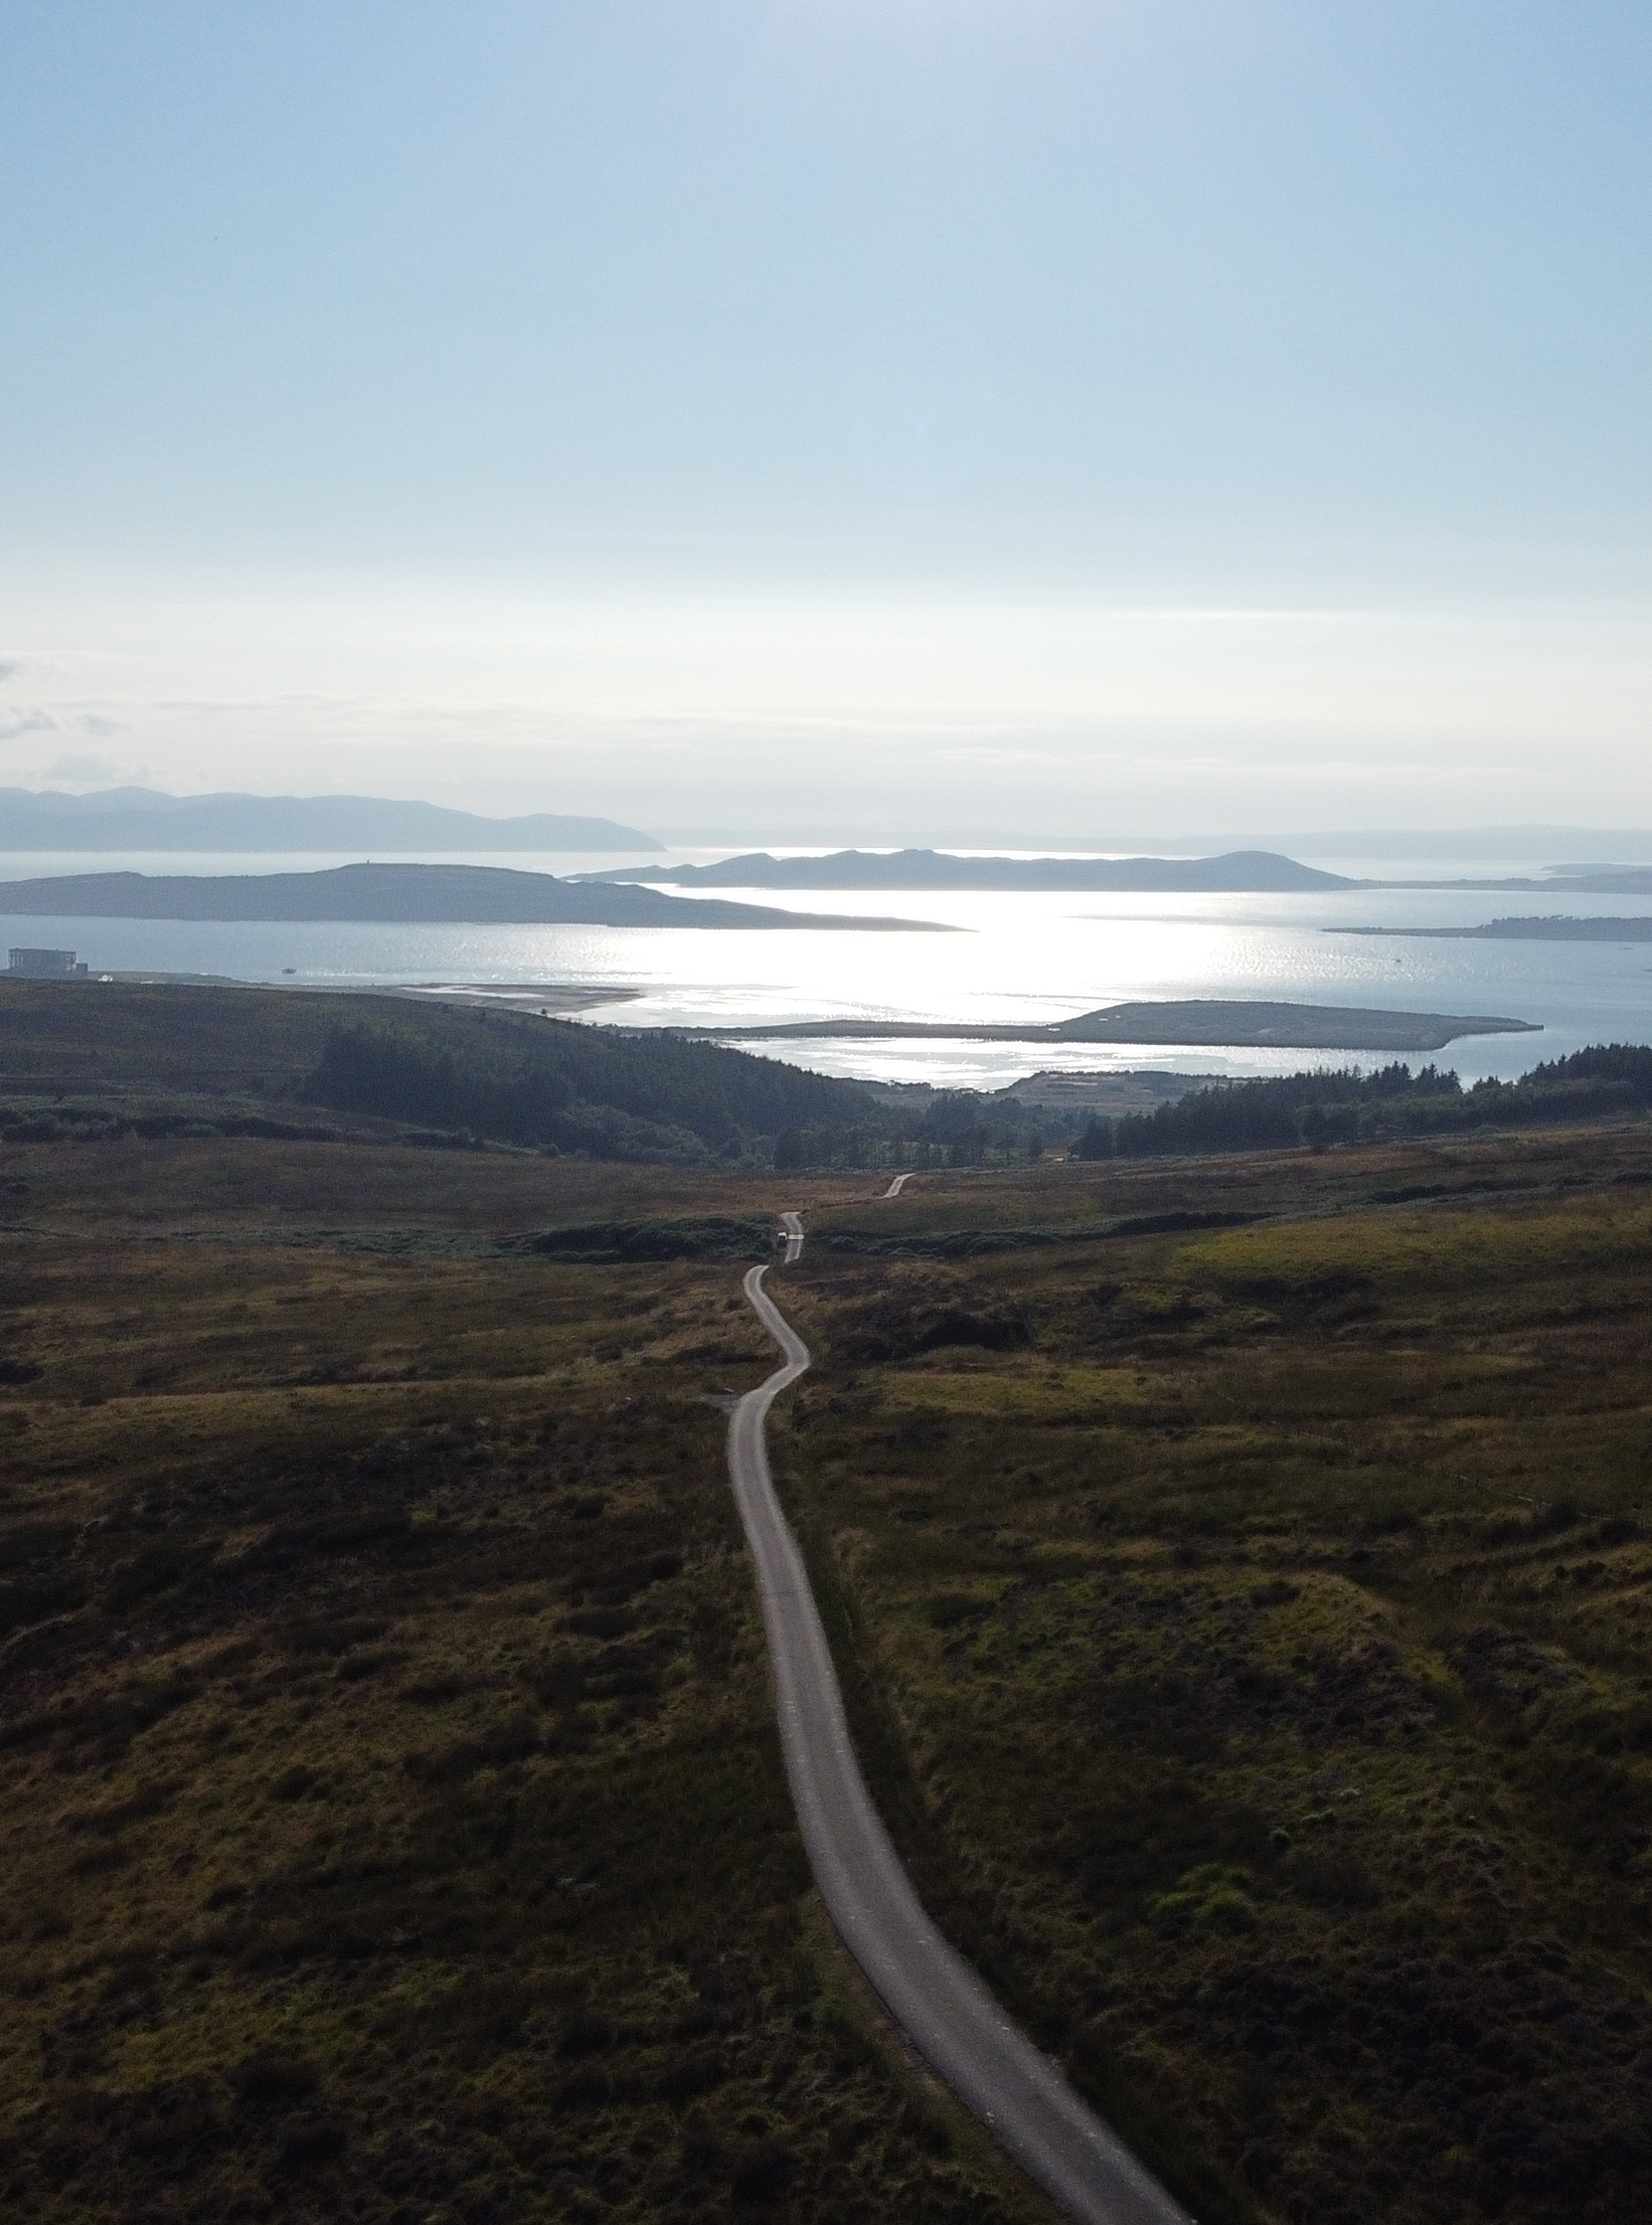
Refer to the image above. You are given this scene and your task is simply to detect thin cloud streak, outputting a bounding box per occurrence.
[1,581,1648,834]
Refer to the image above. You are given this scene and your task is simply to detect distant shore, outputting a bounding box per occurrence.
[0,862,948,933]
[1332,916,1652,941]
[575,846,1350,892]
[668,998,1541,1053]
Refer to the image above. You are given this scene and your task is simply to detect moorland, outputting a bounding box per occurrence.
[2,981,1651,2224]
[788,1134,1652,2224]
[0,979,1074,1170]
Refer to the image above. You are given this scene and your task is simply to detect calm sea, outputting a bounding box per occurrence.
[3,848,1650,1091]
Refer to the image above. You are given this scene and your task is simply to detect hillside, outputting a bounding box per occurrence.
[0,983,895,1166]
[306,1019,892,1163]
[1085,1046,1652,1157]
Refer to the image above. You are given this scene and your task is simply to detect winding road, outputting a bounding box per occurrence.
[726,1228,1193,2225]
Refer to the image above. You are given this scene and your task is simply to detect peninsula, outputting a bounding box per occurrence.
[1333,915,1652,941]
[1384,869,1652,896]
[0,863,946,931]
[574,847,1353,892]
[681,998,1540,1051]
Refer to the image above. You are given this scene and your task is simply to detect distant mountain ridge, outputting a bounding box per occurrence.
[0,862,944,931]
[0,787,660,853]
[574,847,1351,892]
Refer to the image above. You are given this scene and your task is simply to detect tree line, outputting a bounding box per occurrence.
[309,1025,1084,1167]
[309,1017,893,1163]
[1074,1046,1652,1160]
[310,1017,1652,1168]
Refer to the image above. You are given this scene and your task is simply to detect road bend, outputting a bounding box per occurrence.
[729,1252,1194,2225]
[882,1171,914,1197]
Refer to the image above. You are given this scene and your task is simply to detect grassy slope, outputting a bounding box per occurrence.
[0,1139,1038,2225]
[9,1107,1652,2224]
[0,980,346,1093]
[0,981,884,1162]
[777,1128,1652,2225]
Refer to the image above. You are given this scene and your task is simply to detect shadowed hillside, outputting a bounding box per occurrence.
[0,983,897,1167]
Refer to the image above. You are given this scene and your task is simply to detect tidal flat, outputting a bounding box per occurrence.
[2,1120,1651,2222]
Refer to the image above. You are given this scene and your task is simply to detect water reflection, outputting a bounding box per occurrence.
[2,848,1648,1088]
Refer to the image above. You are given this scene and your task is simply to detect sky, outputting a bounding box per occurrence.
[3,1,1650,842]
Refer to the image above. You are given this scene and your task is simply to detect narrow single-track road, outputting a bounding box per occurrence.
[728,1236,1193,2225]
[883,1170,915,1197]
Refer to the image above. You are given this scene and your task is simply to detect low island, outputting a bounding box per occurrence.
[683,997,1540,1051]
[1333,915,1652,941]
[0,862,947,932]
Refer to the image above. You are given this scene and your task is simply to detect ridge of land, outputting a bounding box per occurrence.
[574,848,1351,892]
[0,980,899,1169]
[578,850,1652,899]
[0,862,946,932]
[1385,869,1652,895]
[0,786,661,852]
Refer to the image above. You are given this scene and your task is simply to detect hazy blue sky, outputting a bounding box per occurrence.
[4,2,1650,839]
